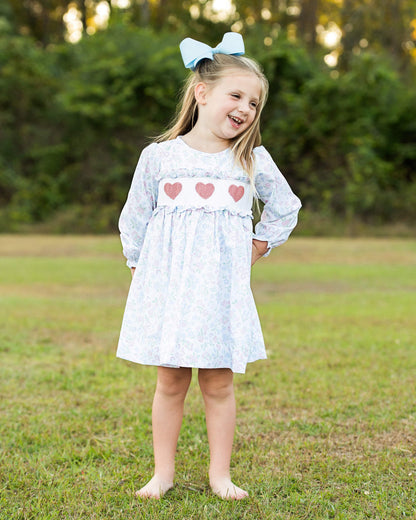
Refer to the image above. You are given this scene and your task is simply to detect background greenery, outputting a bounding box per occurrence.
[1,235,415,519]
[0,1,415,233]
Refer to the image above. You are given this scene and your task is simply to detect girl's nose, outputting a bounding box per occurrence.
[238,101,250,114]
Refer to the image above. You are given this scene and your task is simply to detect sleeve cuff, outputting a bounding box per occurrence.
[126,259,137,268]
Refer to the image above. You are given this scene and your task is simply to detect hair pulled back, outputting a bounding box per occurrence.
[157,53,269,184]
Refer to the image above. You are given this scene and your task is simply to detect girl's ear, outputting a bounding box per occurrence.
[194,82,208,105]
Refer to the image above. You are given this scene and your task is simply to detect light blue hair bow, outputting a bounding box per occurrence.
[180,32,245,71]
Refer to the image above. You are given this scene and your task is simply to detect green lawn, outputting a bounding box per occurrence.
[0,235,415,519]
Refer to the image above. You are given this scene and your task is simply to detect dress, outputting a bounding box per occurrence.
[116,137,301,374]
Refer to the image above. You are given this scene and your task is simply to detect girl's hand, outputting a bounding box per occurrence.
[251,239,268,266]
[131,267,136,277]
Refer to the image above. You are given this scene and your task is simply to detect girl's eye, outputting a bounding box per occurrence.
[250,102,258,109]
[231,93,240,99]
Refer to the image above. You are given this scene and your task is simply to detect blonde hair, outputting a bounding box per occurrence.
[156,53,269,186]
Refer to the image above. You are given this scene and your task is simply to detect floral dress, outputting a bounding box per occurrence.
[117,137,301,373]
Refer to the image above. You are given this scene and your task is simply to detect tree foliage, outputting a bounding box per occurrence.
[5,1,416,61]
[0,3,415,232]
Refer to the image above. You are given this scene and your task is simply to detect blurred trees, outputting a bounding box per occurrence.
[0,1,415,232]
[6,0,69,45]
[337,0,416,69]
[5,1,416,61]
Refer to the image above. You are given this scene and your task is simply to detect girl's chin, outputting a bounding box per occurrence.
[215,123,247,141]
[225,123,246,137]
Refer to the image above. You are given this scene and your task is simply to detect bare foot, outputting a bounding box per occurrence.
[135,475,173,499]
[210,477,249,500]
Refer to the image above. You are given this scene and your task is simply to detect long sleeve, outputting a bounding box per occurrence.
[119,143,160,268]
[253,146,301,256]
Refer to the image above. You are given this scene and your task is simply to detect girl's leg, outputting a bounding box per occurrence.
[198,368,248,500]
[136,366,192,499]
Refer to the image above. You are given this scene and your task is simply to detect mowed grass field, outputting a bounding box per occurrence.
[0,235,415,520]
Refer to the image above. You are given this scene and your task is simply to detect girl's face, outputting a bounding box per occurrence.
[196,71,261,143]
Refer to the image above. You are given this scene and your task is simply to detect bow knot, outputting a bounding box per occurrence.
[180,32,245,71]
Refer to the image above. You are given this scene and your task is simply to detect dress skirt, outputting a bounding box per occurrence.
[116,206,267,374]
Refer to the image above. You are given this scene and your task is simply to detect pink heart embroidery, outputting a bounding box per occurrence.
[164,182,182,200]
[228,185,244,202]
[195,182,215,199]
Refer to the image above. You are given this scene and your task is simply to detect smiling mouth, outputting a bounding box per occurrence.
[228,115,244,127]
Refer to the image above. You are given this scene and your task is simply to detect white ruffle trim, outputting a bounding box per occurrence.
[153,205,253,218]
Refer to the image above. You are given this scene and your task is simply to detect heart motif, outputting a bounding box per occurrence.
[164,182,182,200]
[228,185,244,202]
[195,182,215,199]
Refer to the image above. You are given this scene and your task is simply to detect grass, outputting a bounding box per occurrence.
[0,235,415,519]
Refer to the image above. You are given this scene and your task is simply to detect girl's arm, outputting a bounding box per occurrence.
[119,144,159,270]
[253,147,301,258]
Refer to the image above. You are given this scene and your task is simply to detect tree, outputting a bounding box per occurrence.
[6,0,70,45]
[298,0,320,47]
[338,0,416,69]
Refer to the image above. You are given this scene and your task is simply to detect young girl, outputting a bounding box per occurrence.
[117,32,301,500]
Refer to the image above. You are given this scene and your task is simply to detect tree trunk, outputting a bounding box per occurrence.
[79,0,87,33]
[42,3,50,47]
[298,0,319,48]
[141,0,150,26]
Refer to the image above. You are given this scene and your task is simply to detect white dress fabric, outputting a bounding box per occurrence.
[117,137,301,374]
